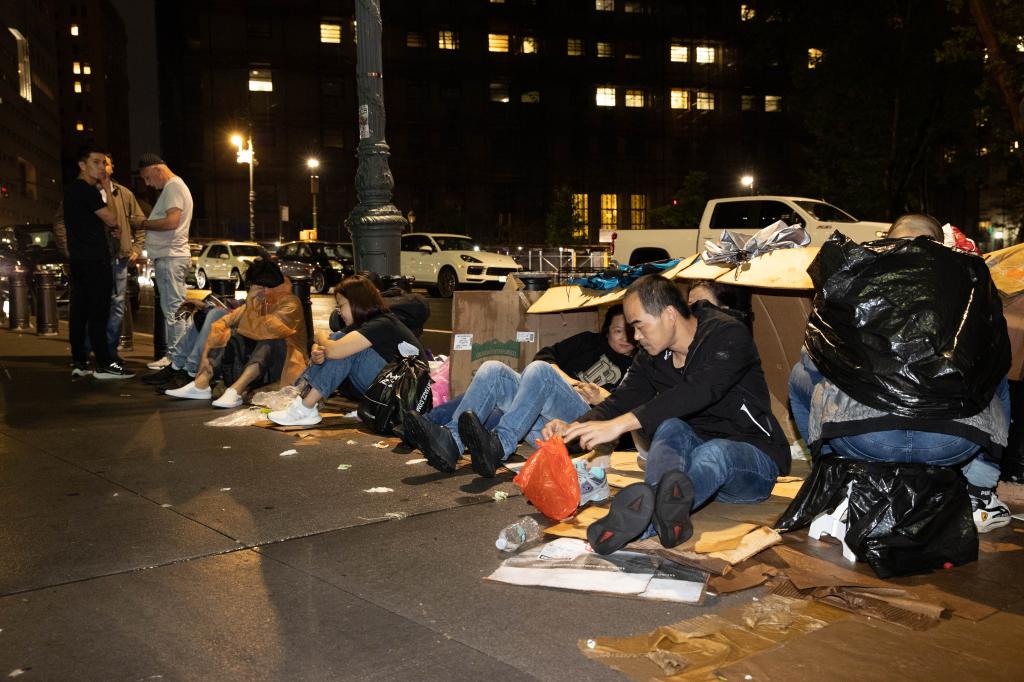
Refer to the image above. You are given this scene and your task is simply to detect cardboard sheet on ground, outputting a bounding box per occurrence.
[486,538,708,604]
[676,246,818,290]
[985,242,1024,297]
[525,258,696,314]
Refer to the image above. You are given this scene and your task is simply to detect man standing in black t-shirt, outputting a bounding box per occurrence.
[64,146,134,379]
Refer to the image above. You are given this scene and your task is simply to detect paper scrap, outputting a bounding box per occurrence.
[493,491,509,501]
[220,487,231,492]
[8,669,31,678]
[279,449,298,457]
[372,441,389,449]
[516,331,535,343]
[346,440,357,445]
[364,487,394,493]
[337,464,352,470]
[119,394,132,397]
[222,446,231,450]
[344,410,358,418]
[385,511,408,520]
[453,333,473,350]
[161,504,172,508]
[112,492,119,497]
[405,458,427,465]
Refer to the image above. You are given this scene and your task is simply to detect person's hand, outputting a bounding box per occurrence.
[310,343,326,365]
[562,419,627,451]
[574,382,610,406]
[128,252,139,265]
[542,419,571,440]
[100,175,114,196]
[176,300,203,317]
[314,330,330,347]
[110,226,122,241]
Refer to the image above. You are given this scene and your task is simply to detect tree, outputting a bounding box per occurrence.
[649,171,708,228]
[545,185,585,246]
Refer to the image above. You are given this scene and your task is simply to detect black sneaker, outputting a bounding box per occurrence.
[142,364,178,385]
[94,362,136,380]
[653,470,694,548]
[162,369,194,391]
[403,411,461,473]
[458,411,504,478]
[586,483,655,556]
[71,362,92,378]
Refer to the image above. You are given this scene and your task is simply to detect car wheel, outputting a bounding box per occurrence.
[231,268,242,289]
[311,268,327,294]
[437,267,458,298]
[196,269,208,290]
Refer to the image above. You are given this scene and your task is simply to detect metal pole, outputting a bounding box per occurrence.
[248,136,256,242]
[346,0,407,276]
[310,174,319,234]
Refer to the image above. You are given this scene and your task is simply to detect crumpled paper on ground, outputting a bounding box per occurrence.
[250,385,301,411]
[205,407,268,427]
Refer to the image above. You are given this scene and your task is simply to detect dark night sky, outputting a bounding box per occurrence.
[109,0,160,166]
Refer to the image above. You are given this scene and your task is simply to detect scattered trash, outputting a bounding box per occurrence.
[206,407,267,427]
[8,668,31,678]
[745,676,754,681]
[119,394,132,397]
[358,511,408,521]
[160,504,172,508]
[337,464,352,471]
[344,410,358,418]
[112,492,119,497]
[586,639,597,649]
[493,491,509,501]
[250,385,301,411]
[496,517,542,552]
[222,446,231,450]
[167,460,174,464]
[363,487,394,493]
[346,440,357,445]
[372,441,389,449]
[220,487,231,492]
[405,458,427,465]
[279,449,298,457]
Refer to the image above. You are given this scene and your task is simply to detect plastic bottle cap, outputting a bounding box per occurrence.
[496,536,509,551]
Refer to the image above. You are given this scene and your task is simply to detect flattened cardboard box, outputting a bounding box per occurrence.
[449,282,599,394]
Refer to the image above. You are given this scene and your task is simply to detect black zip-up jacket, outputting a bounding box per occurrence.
[576,303,791,475]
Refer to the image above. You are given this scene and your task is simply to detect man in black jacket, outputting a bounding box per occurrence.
[546,275,790,555]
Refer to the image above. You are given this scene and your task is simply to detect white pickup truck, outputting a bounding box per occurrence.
[612,196,891,265]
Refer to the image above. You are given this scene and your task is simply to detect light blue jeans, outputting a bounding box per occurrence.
[85,258,128,358]
[153,256,191,360]
[789,350,1010,488]
[170,307,229,376]
[301,331,387,398]
[442,360,590,458]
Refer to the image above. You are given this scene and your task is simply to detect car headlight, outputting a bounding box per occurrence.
[328,259,343,270]
[460,255,482,263]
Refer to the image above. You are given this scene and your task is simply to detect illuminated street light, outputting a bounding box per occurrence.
[231,132,256,241]
[307,157,320,236]
[740,174,755,195]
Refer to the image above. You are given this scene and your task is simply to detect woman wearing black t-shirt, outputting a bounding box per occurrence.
[268,275,423,426]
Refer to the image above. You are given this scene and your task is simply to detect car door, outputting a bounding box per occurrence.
[401,235,427,282]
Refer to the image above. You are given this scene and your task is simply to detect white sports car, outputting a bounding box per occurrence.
[400,233,522,298]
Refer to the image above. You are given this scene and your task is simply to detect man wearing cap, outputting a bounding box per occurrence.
[138,153,193,371]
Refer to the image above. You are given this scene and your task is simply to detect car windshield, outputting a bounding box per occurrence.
[795,201,858,223]
[315,243,352,259]
[232,245,263,257]
[434,236,480,252]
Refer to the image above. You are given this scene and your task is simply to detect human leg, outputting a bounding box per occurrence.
[442,361,521,452]
[494,361,590,457]
[153,256,190,359]
[68,262,90,366]
[106,259,128,359]
[830,430,980,467]
[638,418,707,488]
[685,439,779,508]
[85,260,114,367]
[788,350,822,445]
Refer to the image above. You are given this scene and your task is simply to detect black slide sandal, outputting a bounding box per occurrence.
[586,483,655,556]
[653,470,694,548]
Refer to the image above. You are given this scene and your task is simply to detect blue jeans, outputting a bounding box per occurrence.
[85,258,128,359]
[170,307,229,375]
[153,256,191,360]
[301,331,386,398]
[442,360,590,458]
[789,351,1009,488]
[427,393,502,430]
[639,418,779,509]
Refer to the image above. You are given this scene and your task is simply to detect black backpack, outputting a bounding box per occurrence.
[357,355,433,435]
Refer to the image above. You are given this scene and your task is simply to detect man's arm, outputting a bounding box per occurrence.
[125,191,147,257]
[53,202,69,258]
[143,207,182,232]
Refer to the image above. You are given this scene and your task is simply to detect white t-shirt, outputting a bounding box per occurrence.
[146,176,192,258]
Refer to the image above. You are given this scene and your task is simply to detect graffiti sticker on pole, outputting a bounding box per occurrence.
[358,104,370,139]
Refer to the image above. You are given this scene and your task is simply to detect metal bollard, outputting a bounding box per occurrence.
[34,271,59,336]
[152,282,167,359]
[8,266,31,331]
[119,303,134,351]
[290,276,314,352]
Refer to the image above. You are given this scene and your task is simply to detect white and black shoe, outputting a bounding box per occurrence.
[147,356,171,371]
[93,362,135,380]
[971,488,1012,533]
[71,362,92,378]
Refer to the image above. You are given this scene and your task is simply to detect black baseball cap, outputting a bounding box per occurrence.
[137,153,165,169]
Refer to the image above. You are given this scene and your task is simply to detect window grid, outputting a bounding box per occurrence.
[248,69,273,92]
[630,194,647,229]
[740,4,756,21]
[695,45,716,64]
[73,61,81,74]
[625,89,645,108]
[595,86,616,107]
[488,33,509,52]
[696,91,715,110]
[567,38,584,56]
[600,194,618,229]
[438,30,459,50]
[572,193,589,239]
[406,32,424,48]
[597,42,614,58]
[670,42,688,62]
[522,36,537,54]
[741,94,756,111]
[320,23,341,44]
[490,81,510,103]
[765,95,782,112]
[9,28,32,102]
[670,88,689,110]
[808,48,823,68]
[595,0,614,11]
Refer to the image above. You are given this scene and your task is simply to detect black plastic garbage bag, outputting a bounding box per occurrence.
[805,232,1009,419]
[358,355,433,435]
[775,457,978,579]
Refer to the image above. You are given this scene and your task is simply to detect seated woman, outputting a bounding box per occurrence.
[404,305,635,477]
[268,274,425,427]
[165,258,307,408]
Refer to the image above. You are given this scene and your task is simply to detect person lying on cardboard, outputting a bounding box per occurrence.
[166,257,308,408]
[403,305,636,478]
[544,274,791,555]
[789,214,1013,533]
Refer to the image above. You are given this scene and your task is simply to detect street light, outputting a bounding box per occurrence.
[740,174,755,195]
[307,157,320,238]
[231,132,256,241]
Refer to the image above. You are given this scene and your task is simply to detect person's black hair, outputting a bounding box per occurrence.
[244,257,285,288]
[601,304,625,335]
[625,274,692,319]
[888,214,943,241]
[76,145,108,163]
[687,279,752,312]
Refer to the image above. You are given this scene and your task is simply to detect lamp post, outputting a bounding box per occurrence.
[346,0,407,275]
[232,133,256,241]
[307,157,320,239]
[740,174,755,195]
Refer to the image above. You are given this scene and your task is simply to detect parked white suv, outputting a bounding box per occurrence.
[400,233,522,297]
[194,241,269,290]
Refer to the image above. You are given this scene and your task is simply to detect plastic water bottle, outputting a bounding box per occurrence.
[495,517,542,552]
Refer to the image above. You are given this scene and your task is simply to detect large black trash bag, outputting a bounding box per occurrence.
[357,355,433,435]
[805,233,1010,419]
[775,457,978,579]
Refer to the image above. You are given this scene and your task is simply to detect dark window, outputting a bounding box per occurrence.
[206,244,227,259]
[756,201,797,227]
[709,201,755,230]
[280,244,296,258]
[402,235,432,251]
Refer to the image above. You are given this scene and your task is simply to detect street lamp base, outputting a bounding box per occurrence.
[346,204,407,276]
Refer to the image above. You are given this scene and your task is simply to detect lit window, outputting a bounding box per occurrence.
[406,32,424,48]
[73,61,81,74]
[595,86,616,107]
[695,46,715,64]
[521,90,540,104]
[522,36,537,54]
[625,89,645,108]
[82,63,91,75]
[572,193,589,239]
[567,38,584,56]
[75,121,85,132]
[624,44,641,60]
[8,28,32,102]
[765,95,782,112]
[489,81,509,103]
[807,48,822,68]
[596,0,614,10]
[600,194,618,229]
[630,194,647,229]
[438,30,459,50]
[489,33,509,52]
[70,24,79,36]
[696,90,715,110]
[1018,36,1024,52]
[741,94,756,111]
[670,88,689,110]
[979,146,989,157]
[74,81,82,93]
[320,23,341,43]
[248,68,273,92]
[597,42,614,58]
[740,4,756,21]
[624,1,644,12]
[491,0,506,3]
[670,42,688,62]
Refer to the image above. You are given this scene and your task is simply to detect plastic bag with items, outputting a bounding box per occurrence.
[701,220,811,266]
[513,436,581,521]
[357,341,433,435]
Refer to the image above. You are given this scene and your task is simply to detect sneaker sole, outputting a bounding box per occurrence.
[267,412,322,426]
[459,411,501,478]
[212,399,244,409]
[71,370,93,377]
[404,412,458,474]
[586,483,655,555]
[165,390,212,399]
[653,471,694,548]
[94,372,136,380]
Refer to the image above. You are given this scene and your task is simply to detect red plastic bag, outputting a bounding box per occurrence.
[513,436,580,521]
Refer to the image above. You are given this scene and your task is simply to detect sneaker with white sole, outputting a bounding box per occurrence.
[576,460,610,507]
[71,362,92,377]
[164,380,212,400]
[212,387,243,409]
[971,488,1012,533]
[268,396,322,426]
[93,362,135,380]
[147,356,172,371]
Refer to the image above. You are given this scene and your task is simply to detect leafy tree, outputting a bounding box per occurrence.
[545,185,585,246]
[649,171,708,228]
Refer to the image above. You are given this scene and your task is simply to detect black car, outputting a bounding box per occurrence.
[275,241,355,293]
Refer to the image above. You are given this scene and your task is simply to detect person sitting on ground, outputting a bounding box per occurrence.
[267,274,425,427]
[686,279,752,329]
[789,213,1013,532]
[544,275,790,555]
[404,304,636,477]
[165,257,308,408]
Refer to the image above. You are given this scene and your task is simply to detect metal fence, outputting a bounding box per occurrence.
[493,246,613,284]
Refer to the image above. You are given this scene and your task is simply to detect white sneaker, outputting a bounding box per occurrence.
[268,396,322,426]
[971,488,1012,533]
[212,388,243,409]
[165,380,212,400]
[147,356,172,371]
